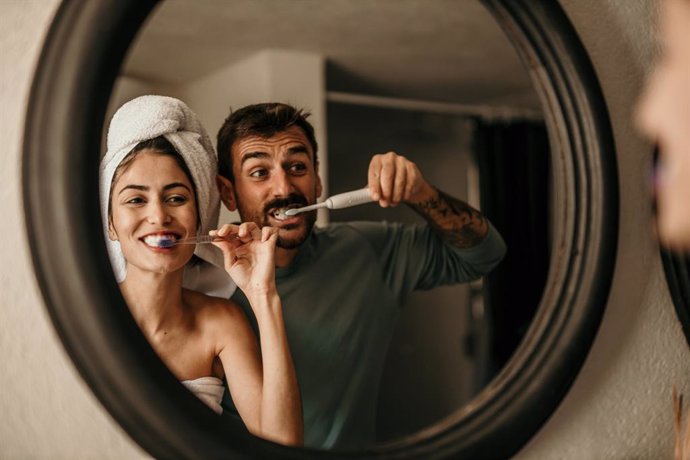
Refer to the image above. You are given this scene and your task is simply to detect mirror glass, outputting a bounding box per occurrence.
[110,0,550,448]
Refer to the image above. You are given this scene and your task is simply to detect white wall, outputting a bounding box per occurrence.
[2,0,689,459]
[0,1,147,458]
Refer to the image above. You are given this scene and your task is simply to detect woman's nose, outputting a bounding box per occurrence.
[147,202,172,225]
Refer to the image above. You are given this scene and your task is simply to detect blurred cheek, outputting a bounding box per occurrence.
[637,68,668,140]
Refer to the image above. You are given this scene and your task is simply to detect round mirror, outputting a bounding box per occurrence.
[23,0,617,458]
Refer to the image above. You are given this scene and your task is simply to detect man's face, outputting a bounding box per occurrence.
[637,0,690,249]
[219,125,322,249]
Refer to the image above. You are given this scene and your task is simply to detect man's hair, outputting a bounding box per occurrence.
[216,102,318,182]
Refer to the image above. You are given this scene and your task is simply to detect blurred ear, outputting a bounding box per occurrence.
[216,175,237,212]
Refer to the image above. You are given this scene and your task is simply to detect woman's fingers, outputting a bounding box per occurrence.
[210,222,263,245]
[261,225,279,242]
[213,223,238,238]
[237,222,262,243]
[211,239,238,270]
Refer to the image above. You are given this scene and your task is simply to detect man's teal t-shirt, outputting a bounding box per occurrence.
[227,221,506,449]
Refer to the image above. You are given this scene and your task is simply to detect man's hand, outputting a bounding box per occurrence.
[367,151,489,249]
[367,152,436,207]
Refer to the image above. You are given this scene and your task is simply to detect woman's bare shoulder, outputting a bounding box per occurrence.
[183,290,257,359]
[182,289,250,330]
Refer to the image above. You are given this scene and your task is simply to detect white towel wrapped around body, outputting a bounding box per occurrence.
[181,376,225,414]
[99,95,226,284]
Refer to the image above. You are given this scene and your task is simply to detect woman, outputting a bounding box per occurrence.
[100,95,302,446]
[637,0,690,250]
[636,2,690,457]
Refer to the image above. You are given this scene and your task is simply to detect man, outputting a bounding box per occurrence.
[212,102,506,449]
[636,0,690,250]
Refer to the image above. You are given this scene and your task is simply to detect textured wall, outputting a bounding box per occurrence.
[0,1,147,458]
[1,0,689,458]
[516,1,690,458]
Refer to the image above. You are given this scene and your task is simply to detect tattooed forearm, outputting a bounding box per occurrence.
[410,189,489,248]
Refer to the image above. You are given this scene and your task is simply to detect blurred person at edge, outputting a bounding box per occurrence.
[636,2,690,458]
[637,0,690,249]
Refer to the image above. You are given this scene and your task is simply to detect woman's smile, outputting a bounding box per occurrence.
[140,231,183,249]
[109,150,199,274]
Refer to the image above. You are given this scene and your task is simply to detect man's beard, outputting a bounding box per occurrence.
[237,193,317,249]
[274,213,317,249]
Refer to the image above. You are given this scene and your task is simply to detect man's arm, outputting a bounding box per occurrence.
[367,151,490,249]
[408,187,488,249]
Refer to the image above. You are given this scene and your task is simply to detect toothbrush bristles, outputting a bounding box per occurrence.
[158,239,176,248]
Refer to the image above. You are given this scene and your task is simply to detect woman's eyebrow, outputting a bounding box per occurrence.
[117,184,148,195]
[163,182,192,192]
[117,182,191,195]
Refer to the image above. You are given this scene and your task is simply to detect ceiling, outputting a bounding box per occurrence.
[123,0,541,112]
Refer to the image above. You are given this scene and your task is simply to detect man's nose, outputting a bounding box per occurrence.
[271,169,295,197]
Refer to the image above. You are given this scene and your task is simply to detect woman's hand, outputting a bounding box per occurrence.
[210,222,279,297]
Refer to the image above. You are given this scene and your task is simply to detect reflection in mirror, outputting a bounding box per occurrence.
[110,0,549,448]
[101,95,303,446]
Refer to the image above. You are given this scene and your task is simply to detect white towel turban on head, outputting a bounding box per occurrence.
[100,95,223,283]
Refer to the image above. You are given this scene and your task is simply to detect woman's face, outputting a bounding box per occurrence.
[109,149,198,276]
[637,0,690,249]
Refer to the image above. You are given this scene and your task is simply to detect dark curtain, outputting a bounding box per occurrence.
[473,120,551,386]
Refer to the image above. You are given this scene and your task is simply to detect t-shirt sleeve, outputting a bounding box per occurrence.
[350,220,506,298]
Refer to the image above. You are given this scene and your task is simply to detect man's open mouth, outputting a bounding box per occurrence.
[270,205,300,221]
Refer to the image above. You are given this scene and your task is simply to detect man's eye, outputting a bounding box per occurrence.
[249,168,268,178]
[288,163,307,174]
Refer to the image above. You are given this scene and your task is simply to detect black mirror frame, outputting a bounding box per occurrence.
[22,0,618,458]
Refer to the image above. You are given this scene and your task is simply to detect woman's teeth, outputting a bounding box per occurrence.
[143,234,177,248]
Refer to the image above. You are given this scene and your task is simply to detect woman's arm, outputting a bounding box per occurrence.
[212,223,303,446]
[242,287,303,446]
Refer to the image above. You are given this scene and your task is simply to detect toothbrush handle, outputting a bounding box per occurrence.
[326,187,373,209]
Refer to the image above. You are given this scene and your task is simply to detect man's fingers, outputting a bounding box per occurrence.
[405,162,420,199]
[368,155,383,202]
[379,161,394,207]
[391,155,408,206]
